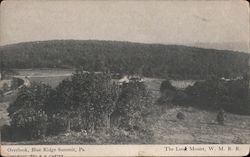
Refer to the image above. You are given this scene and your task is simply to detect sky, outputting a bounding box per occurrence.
[0,0,249,52]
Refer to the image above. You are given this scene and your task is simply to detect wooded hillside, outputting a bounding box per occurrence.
[0,40,248,79]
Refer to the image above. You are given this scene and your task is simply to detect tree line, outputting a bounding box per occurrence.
[158,77,249,115]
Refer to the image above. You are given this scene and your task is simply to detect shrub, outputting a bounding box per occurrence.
[10,109,48,140]
[8,83,55,116]
[157,80,176,105]
[7,82,53,140]
[160,80,176,93]
[216,109,225,125]
[115,81,152,130]
[176,112,185,120]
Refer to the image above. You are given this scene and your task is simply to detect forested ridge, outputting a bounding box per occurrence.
[0,40,249,79]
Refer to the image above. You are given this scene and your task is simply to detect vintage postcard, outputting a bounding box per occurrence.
[0,0,249,156]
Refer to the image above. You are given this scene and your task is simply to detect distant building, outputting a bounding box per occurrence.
[118,75,144,85]
[128,75,144,83]
[220,77,230,81]
[118,76,129,85]
[220,76,243,81]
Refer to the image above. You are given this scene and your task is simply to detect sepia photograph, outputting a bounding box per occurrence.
[0,0,249,156]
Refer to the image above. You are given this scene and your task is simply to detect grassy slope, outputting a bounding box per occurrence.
[153,106,250,144]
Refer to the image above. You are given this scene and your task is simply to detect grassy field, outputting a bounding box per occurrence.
[15,69,74,77]
[15,69,73,88]
[29,76,71,88]
[152,106,250,144]
[1,69,250,144]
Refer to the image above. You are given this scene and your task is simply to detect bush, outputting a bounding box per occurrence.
[176,112,185,120]
[216,109,225,125]
[160,80,176,93]
[115,81,152,130]
[7,82,53,140]
[157,80,176,105]
[10,109,48,140]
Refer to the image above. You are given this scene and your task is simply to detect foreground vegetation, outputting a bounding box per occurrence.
[1,69,250,144]
[3,69,154,143]
[1,40,249,144]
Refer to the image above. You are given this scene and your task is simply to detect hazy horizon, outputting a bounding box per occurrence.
[0,0,249,53]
